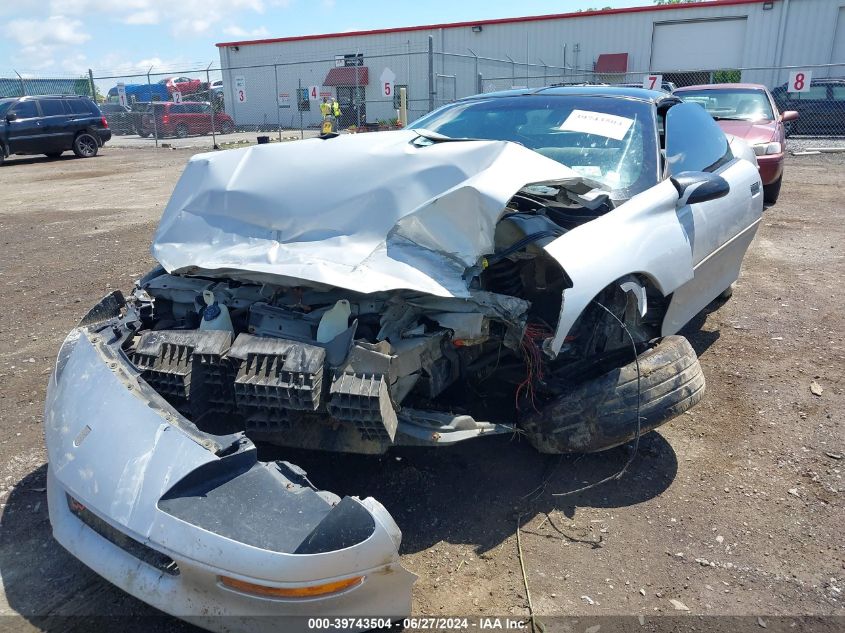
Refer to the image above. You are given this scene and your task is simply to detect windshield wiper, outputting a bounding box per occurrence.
[712,116,751,121]
[412,128,481,143]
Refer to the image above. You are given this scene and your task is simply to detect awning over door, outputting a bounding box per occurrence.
[323,66,370,86]
[595,53,628,73]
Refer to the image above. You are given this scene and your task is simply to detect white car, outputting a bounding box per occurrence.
[44,87,763,631]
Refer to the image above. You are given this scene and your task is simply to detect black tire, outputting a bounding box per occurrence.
[175,123,189,139]
[521,335,705,454]
[138,130,150,138]
[763,176,782,204]
[45,152,63,158]
[0,150,4,166]
[221,121,234,134]
[72,133,98,158]
[718,284,734,301]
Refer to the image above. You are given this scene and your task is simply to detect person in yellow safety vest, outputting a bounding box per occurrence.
[319,97,331,119]
[331,98,341,119]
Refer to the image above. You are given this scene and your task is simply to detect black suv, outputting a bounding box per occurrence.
[0,95,112,165]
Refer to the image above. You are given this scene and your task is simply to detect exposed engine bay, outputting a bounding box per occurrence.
[108,182,654,454]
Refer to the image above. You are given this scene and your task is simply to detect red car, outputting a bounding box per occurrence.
[158,76,203,97]
[138,102,235,138]
[674,83,798,204]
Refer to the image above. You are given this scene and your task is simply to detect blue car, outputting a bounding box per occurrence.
[107,83,169,104]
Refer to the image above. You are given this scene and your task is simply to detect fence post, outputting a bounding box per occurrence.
[206,62,217,150]
[147,66,159,148]
[428,35,435,112]
[88,69,96,99]
[477,72,483,95]
[14,71,25,97]
[298,78,304,140]
[274,64,282,142]
[468,48,479,95]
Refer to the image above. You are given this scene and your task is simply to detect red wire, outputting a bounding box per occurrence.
[516,323,552,413]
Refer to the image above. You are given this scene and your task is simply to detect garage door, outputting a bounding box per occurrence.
[650,18,747,71]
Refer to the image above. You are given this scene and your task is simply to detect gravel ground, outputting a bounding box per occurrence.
[787,136,845,152]
[0,147,842,632]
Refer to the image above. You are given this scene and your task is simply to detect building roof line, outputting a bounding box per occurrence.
[215,0,771,48]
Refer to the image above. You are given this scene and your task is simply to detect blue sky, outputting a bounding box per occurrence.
[1,0,646,77]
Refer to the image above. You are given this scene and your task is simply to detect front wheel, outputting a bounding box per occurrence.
[520,335,705,453]
[220,121,234,134]
[763,176,782,205]
[175,123,189,139]
[72,133,98,158]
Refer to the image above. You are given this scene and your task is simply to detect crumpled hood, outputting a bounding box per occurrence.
[716,119,777,144]
[151,130,581,298]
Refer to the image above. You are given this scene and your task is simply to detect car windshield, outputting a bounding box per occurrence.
[0,99,14,116]
[410,94,658,197]
[676,88,774,122]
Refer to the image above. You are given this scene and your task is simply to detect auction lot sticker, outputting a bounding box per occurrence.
[560,109,634,140]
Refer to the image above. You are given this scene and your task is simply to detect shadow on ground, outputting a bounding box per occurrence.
[264,430,677,555]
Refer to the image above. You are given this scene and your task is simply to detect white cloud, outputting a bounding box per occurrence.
[223,25,270,38]
[48,0,267,36]
[123,10,160,25]
[4,16,91,70]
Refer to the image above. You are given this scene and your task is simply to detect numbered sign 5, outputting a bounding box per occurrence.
[787,70,812,94]
[643,74,662,91]
[383,82,393,98]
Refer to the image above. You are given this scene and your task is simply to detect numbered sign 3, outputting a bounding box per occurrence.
[235,76,247,103]
[787,70,812,94]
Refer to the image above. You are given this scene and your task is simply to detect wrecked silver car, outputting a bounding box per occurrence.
[44,87,763,630]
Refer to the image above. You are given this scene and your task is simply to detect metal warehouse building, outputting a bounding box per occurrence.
[216,0,845,129]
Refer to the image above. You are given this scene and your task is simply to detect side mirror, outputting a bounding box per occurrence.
[5,112,17,122]
[671,171,730,207]
[781,110,799,122]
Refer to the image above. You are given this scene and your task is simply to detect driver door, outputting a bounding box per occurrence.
[661,102,763,333]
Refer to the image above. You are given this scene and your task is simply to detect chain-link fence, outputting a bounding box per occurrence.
[4,53,845,151]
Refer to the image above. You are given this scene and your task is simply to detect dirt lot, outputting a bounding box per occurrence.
[0,147,842,632]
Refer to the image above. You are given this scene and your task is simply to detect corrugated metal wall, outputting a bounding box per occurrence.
[218,0,845,127]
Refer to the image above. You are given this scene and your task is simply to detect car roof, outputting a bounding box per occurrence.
[459,85,673,104]
[15,94,92,100]
[675,83,768,91]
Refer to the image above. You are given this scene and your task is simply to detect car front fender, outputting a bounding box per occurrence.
[542,178,692,357]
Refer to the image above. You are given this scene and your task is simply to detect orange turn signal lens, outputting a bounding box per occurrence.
[219,575,365,599]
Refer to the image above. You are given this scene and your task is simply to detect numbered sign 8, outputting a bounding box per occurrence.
[787,70,812,94]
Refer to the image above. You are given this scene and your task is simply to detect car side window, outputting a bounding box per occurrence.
[39,99,65,116]
[665,102,732,175]
[11,101,39,118]
[66,100,89,115]
[831,86,845,101]
[797,85,827,100]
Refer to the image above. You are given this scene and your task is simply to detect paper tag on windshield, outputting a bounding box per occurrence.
[560,110,634,141]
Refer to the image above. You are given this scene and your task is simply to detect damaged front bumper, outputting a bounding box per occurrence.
[44,328,416,631]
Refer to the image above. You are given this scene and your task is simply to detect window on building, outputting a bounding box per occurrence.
[297,88,310,111]
[342,53,364,67]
